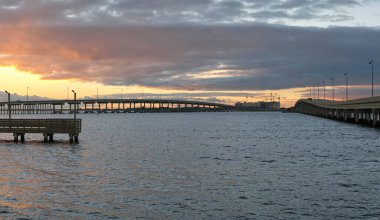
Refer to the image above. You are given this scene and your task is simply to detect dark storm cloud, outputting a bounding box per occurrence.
[0,0,378,92]
[0,24,378,91]
[0,0,370,25]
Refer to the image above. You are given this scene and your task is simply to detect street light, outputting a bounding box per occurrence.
[323,80,326,100]
[331,77,335,101]
[309,87,312,99]
[369,60,374,98]
[27,86,29,101]
[5,91,11,120]
[317,83,320,100]
[344,72,348,101]
[72,90,77,133]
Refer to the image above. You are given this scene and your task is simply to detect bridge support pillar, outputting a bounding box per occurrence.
[372,109,377,127]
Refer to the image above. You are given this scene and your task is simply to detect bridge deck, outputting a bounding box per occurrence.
[294,97,380,127]
[0,119,81,143]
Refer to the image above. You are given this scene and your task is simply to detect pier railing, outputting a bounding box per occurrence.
[0,119,81,142]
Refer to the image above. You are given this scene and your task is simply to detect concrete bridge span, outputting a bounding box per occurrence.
[294,97,380,127]
[0,99,249,114]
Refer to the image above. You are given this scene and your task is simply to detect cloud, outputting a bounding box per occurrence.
[0,0,378,94]
[0,24,379,91]
[0,0,370,25]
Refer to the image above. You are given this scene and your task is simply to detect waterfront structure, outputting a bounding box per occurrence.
[0,99,246,114]
[235,101,280,110]
[0,119,81,143]
[294,97,380,126]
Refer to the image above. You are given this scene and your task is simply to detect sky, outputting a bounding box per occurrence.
[0,0,380,107]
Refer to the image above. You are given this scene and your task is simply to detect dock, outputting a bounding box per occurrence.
[0,119,81,143]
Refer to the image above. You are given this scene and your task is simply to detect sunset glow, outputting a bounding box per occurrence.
[0,1,379,107]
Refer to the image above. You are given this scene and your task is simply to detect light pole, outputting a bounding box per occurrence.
[72,90,77,132]
[323,81,326,100]
[5,91,11,120]
[331,77,335,101]
[344,72,348,101]
[27,86,29,101]
[97,88,99,100]
[317,83,320,99]
[370,60,374,98]
[309,87,311,99]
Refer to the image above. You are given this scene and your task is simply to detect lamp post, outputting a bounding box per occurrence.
[27,86,29,101]
[331,77,335,101]
[309,87,311,99]
[5,91,11,120]
[97,88,99,100]
[344,72,348,101]
[323,81,326,100]
[317,83,319,99]
[72,90,77,133]
[369,60,374,98]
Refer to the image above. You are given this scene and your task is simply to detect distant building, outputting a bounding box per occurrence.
[235,101,280,110]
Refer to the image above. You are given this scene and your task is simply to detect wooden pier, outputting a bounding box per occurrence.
[0,119,81,143]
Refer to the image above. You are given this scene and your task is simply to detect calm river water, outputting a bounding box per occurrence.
[0,112,379,219]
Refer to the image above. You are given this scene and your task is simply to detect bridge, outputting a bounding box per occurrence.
[0,99,251,114]
[293,97,380,127]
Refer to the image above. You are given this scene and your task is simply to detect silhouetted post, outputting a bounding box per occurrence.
[331,77,335,101]
[317,83,320,99]
[5,91,11,120]
[323,81,326,100]
[309,87,311,99]
[344,72,348,101]
[72,90,77,139]
[27,86,29,101]
[369,60,374,97]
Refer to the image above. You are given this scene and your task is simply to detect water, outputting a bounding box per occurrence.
[0,112,379,219]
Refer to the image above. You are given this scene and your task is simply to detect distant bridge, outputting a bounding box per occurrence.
[0,99,250,114]
[294,97,380,126]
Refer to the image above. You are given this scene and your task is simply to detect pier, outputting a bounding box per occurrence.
[294,97,380,127]
[0,99,248,114]
[0,119,81,143]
